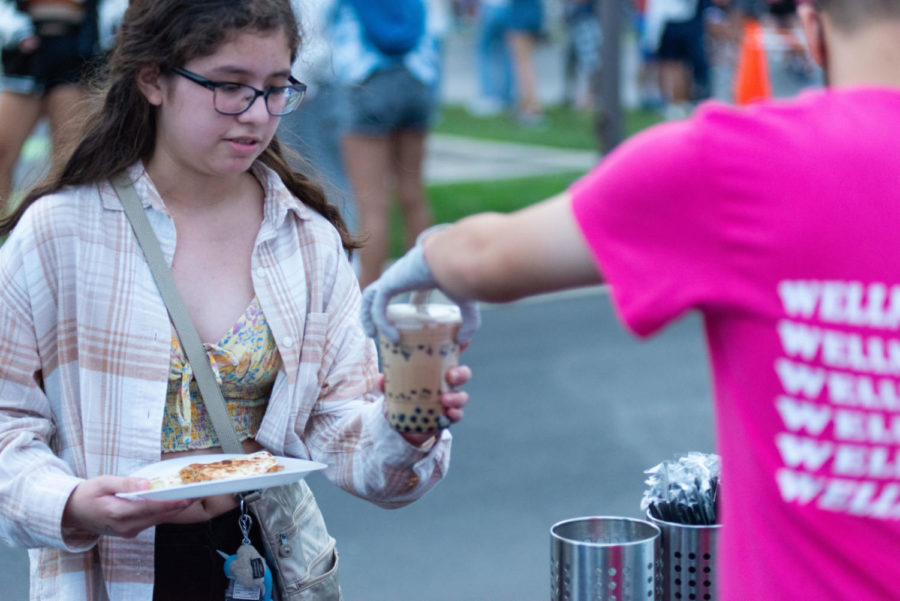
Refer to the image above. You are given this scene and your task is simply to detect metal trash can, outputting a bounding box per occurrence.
[647,514,721,601]
[550,516,662,601]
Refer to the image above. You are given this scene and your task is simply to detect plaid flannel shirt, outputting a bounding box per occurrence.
[0,162,451,601]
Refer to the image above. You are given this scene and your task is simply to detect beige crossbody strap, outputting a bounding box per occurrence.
[112,172,244,455]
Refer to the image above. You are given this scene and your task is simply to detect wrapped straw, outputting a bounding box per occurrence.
[640,452,720,525]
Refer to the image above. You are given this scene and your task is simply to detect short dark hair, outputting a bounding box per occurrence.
[817,0,900,30]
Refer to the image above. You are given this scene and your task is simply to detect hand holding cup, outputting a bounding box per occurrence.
[379,302,465,437]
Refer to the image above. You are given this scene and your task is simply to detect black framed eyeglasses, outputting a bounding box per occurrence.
[172,66,307,116]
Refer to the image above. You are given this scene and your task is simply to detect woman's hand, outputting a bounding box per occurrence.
[380,364,472,447]
[436,364,471,424]
[62,476,195,539]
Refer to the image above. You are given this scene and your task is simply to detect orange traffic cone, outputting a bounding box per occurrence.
[733,19,771,105]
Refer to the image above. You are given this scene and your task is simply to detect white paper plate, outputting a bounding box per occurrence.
[116,454,326,501]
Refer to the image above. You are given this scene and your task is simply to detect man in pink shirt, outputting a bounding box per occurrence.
[361,1,900,598]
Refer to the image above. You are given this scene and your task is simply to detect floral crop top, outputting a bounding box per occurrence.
[162,296,283,451]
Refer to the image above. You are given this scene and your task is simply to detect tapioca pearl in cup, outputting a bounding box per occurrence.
[389,413,408,429]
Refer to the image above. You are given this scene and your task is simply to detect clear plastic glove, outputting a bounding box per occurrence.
[360,226,481,344]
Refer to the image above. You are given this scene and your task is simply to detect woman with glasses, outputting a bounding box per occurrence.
[0,0,126,215]
[0,1,470,600]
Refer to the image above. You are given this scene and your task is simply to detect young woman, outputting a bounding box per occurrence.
[0,1,470,599]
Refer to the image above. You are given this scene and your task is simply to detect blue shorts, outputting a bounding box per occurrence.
[656,19,704,62]
[340,65,434,136]
[507,0,544,33]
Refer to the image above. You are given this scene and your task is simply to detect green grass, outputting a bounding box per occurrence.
[390,169,587,257]
[435,104,663,151]
[428,170,585,220]
[384,104,666,258]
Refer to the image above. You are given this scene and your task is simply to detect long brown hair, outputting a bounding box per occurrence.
[0,0,359,251]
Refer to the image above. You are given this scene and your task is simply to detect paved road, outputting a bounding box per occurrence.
[0,288,715,600]
[425,134,597,184]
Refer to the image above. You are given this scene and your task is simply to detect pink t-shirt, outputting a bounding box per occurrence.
[571,87,900,601]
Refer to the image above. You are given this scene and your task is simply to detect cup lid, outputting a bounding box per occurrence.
[386,303,462,329]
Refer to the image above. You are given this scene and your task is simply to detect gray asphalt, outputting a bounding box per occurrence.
[310,289,715,601]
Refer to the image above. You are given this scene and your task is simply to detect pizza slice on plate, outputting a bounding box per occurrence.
[149,451,284,489]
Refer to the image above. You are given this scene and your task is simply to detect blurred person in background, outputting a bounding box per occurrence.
[281,0,452,253]
[561,0,602,112]
[705,0,741,101]
[279,0,358,236]
[0,0,125,214]
[468,0,513,117]
[329,0,442,287]
[362,1,900,599]
[767,0,817,84]
[630,0,664,110]
[643,0,711,119]
[506,0,545,126]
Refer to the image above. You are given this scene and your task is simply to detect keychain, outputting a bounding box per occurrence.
[218,498,274,601]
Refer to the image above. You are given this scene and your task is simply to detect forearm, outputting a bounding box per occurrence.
[423,212,526,303]
[305,396,451,508]
[423,192,603,303]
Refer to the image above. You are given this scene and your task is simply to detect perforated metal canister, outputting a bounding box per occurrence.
[551,516,662,601]
[647,514,721,601]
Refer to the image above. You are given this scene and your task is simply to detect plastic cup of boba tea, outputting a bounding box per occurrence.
[378,301,462,434]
